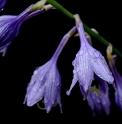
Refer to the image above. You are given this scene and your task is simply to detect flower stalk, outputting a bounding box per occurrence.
[47,0,122,58]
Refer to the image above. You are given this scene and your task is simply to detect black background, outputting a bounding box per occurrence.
[0,0,122,122]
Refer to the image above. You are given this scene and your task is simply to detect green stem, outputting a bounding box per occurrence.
[47,0,74,19]
[47,0,122,58]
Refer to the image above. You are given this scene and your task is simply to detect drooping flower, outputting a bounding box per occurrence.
[87,74,111,116]
[0,4,53,56]
[66,14,114,99]
[23,26,76,113]
[0,0,6,11]
[106,44,122,110]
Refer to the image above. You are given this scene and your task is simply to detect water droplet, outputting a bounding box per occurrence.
[33,87,37,92]
[0,8,4,12]
[72,60,75,66]
[39,89,42,92]
[73,70,76,74]
[56,82,60,86]
[34,70,38,75]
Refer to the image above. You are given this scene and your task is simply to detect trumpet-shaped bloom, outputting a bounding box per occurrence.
[0,4,46,56]
[66,14,114,98]
[0,0,6,11]
[87,75,111,116]
[24,60,62,113]
[107,44,122,110]
[24,26,76,113]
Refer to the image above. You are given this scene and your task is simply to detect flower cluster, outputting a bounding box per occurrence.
[0,0,122,115]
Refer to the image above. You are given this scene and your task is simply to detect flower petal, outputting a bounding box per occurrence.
[91,50,114,84]
[76,51,94,92]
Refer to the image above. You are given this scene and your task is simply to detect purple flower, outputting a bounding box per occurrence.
[23,26,76,113]
[0,0,6,11]
[66,14,114,98]
[106,44,122,110]
[0,4,46,56]
[87,75,111,116]
[24,60,62,113]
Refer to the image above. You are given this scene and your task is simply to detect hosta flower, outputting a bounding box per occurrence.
[0,4,53,56]
[66,14,114,98]
[0,0,6,11]
[23,26,76,113]
[107,44,122,110]
[87,74,111,116]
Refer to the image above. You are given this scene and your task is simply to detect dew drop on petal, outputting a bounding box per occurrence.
[34,70,38,75]
[72,60,75,66]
